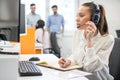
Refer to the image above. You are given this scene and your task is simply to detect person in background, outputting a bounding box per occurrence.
[35,20,44,44]
[46,5,65,57]
[58,2,114,80]
[27,3,41,27]
[35,20,51,53]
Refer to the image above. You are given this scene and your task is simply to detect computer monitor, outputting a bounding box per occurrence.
[20,3,27,35]
[0,0,20,42]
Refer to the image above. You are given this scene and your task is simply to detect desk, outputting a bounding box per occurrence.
[0,41,20,52]
[35,43,43,54]
[18,54,92,80]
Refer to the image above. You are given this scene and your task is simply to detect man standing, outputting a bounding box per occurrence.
[46,5,65,57]
[27,3,41,27]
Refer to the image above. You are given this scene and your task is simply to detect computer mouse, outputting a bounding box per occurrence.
[29,57,40,61]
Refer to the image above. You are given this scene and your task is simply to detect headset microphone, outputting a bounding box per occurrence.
[77,24,86,28]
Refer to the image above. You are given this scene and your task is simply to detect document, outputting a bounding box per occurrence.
[70,77,89,80]
[36,60,82,71]
[40,68,91,80]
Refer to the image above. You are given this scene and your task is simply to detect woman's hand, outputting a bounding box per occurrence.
[58,57,71,68]
[85,21,97,48]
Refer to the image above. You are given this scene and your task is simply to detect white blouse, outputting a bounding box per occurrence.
[35,29,51,49]
[35,28,44,43]
[67,30,114,79]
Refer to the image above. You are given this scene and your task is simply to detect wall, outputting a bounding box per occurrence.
[62,31,74,57]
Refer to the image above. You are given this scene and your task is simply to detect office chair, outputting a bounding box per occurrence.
[50,32,60,58]
[0,34,7,40]
[109,38,120,80]
[116,30,120,38]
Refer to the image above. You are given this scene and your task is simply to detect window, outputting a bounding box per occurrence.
[49,0,78,31]
[21,0,46,21]
[21,0,79,31]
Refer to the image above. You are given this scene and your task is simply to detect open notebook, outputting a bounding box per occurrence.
[36,60,82,71]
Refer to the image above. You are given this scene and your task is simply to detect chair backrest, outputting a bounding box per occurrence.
[116,30,120,38]
[109,38,120,80]
[50,32,60,58]
[0,34,7,40]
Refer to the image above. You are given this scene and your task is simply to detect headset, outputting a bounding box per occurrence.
[91,2,100,26]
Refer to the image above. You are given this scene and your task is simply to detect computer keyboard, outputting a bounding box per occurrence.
[19,61,42,76]
[0,51,19,55]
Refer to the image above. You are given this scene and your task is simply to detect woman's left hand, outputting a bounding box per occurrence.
[85,21,97,47]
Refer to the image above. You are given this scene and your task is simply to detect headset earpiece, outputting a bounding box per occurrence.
[91,2,100,26]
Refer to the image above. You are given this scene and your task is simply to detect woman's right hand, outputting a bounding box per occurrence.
[58,57,71,68]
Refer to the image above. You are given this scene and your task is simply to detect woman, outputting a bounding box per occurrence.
[35,19,51,53]
[35,19,45,44]
[58,2,114,80]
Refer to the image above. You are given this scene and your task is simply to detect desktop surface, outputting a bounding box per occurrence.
[18,54,92,80]
[0,40,20,53]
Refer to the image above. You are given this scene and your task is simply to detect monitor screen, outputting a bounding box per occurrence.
[20,3,26,35]
[0,0,20,42]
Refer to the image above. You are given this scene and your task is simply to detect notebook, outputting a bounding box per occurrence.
[36,60,82,71]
